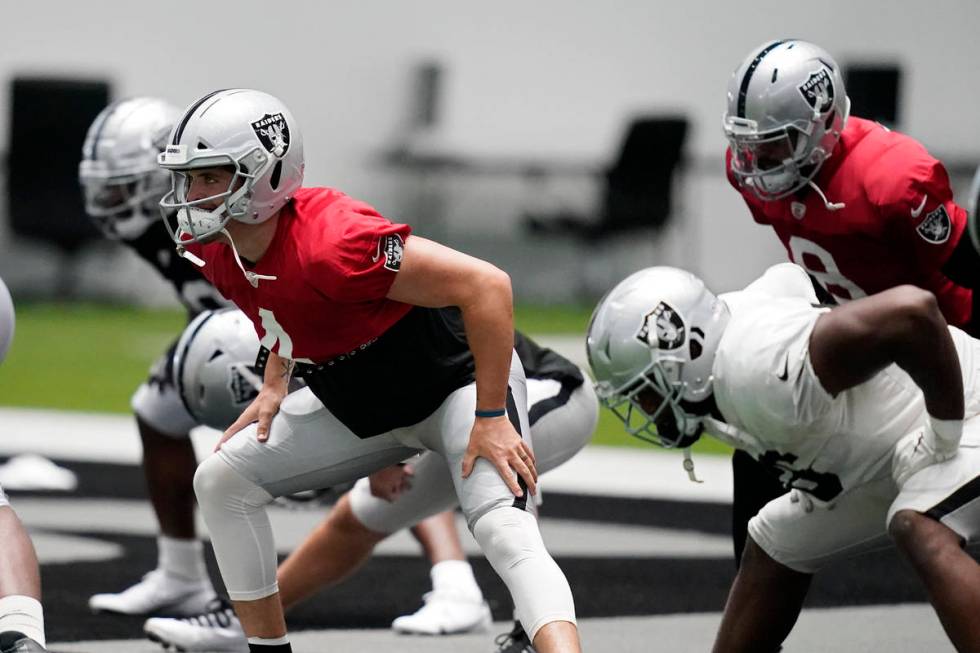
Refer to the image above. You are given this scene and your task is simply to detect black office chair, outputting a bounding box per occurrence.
[5,77,112,296]
[524,115,688,239]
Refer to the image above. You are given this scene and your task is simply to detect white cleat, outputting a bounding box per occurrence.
[89,569,216,617]
[144,598,248,653]
[391,590,493,635]
[0,454,77,491]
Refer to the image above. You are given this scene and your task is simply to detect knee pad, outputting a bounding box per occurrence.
[193,455,278,600]
[472,507,575,641]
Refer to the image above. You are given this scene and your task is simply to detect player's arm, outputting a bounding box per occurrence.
[809,285,963,456]
[386,235,536,496]
[215,349,294,450]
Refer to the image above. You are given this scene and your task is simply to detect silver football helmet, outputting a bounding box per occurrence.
[158,89,305,243]
[723,39,850,201]
[0,276,14,363]
[587,267,730,448]
[174,308,265,430]
[79,97,182,239]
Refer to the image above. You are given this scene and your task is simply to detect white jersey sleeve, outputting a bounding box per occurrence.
[719,263,818,317]
[713,295,927,504]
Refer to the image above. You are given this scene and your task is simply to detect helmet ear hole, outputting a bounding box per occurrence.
[689,339,702,360]
[270,160,283,190]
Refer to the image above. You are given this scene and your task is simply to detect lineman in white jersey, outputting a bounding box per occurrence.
[588,263,980,653]
[143,308,596,652]
[79,98,232,616]
[0,277,49,652]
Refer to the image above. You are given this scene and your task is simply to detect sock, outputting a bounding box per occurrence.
[158,535,209,581]
[0,596,45,647]
[430,559,482,600]
[248,635,291,652]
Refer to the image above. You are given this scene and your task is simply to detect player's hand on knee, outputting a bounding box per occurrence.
[462,416,537,497]
[368,463,414,502]
[215,387,286,451]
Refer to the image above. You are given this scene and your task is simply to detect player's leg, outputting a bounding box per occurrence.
[489,374,597,651]
[142,376,596,650]
[0,488,46,651]
[712,537,811,653]
[887,437,980,652]
[714,477,895,652]
[188,387,419,652]
[90,348,215,616]
[889,510,980,652]
[730,449,788,566]
[415,354,579,653]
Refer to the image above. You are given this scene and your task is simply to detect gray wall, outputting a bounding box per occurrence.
[1,0,977,302]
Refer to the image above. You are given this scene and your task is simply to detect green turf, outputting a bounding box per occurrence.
[0,303,186,413]
[0,302,731,455]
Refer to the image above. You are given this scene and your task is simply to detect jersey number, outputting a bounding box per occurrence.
[788,236,866,303]
[258,308,296,360]
[758,449,844,503]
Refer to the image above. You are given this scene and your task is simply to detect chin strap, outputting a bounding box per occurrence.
[682,447,703,484]
[807,179,845,211]
[220,228,278,288]
[176,246,206,268]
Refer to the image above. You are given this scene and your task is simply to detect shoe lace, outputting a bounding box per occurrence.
[182,597,237,629]
[494,621,534,652]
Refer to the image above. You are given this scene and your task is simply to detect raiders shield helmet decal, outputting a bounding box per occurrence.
[797,68,835,113]
[916,205,951,244]
[251,113,291,157]
[636,302,686,350]
[381,234,404,271]
[229,365,261,405]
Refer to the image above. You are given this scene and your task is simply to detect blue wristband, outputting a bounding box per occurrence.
[475,408,506,418]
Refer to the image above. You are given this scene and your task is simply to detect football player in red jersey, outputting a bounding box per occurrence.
[722,39,980,567]
[156,89,579,653]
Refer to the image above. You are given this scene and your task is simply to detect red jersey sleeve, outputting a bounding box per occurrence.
[865,137,966,274]
[304,196,412,302]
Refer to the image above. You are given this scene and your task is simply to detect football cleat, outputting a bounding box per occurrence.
[391,590,492,635]
[144,597,247,652]
[0,455,77,492]
[0,631,47,653]
[89,568,216,616]
[493,621,537,653]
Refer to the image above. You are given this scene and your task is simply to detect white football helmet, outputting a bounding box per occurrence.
[587,267,730,448]
[173,308,265,430]
[78,97,181,240]
[723,39,850,201]
[0,276,14,363]
[158,89,305,243]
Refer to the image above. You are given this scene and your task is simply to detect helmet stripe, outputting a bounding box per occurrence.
[736,39,787,118]
[172,89,230,145]
[86,101,121,161]
[174,310,218,420]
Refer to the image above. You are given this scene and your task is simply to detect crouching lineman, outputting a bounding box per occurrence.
[140,307,596,652]
[0,277,49,653]
[158,88,581,653]
[79,98,231,616]
[587,263,980,652]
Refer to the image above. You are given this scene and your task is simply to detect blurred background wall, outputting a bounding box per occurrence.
[0,0,978,304]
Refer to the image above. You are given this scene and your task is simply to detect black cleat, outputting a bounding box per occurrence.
[493,621,536,653]
[0,631,47,653]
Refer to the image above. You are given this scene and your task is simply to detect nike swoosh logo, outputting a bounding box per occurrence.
[777,357,789,381]
[910,195,928,218]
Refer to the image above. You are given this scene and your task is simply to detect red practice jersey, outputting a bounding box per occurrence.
[185,187,412,363]
[727,116,971,326]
